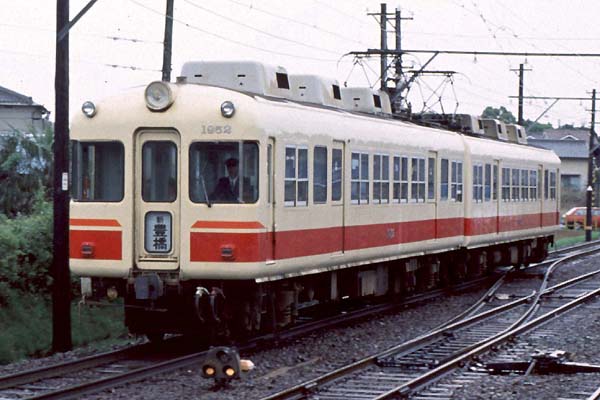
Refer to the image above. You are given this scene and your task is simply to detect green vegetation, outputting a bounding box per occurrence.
[551,230,600,250]
[0,128,127,365]
[0,292,126,364]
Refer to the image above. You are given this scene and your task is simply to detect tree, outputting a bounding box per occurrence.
[0,127,53,217]
[481,106,517,124]
[523,119,553,133]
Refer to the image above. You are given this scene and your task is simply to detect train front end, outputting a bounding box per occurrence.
[69,80,269,337]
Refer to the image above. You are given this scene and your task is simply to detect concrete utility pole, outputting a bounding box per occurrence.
[53,0,98,353]
[53,0,72,353]
[509,63,531,126]
[162,0,174,82]
[380,3,387,92]
[586,89,596,242]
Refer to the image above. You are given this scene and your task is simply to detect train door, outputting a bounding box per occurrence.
[495,160,500,233]
[135,130,180,270]
[538,164,544,227]
[332,140,345,253]
[267,137,276,262]
[428,152,438,237]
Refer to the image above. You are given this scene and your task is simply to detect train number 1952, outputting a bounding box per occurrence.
[201,125,232,134]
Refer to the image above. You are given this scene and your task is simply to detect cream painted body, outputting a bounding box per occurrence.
[70,83,560,282]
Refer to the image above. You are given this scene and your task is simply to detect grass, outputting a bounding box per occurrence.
[0,290,127,365]
[551,230,600,250]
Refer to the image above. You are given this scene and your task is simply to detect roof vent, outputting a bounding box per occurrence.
[180,61,290,98]
[481,119,509,141]
[288,74,344,107]
[340,87,392,114]
[505,124,528,144]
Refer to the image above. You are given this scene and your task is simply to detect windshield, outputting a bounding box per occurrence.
[189,141,259,204]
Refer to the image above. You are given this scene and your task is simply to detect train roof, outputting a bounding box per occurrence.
[71,81,560,167]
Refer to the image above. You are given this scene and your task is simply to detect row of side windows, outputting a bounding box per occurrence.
[284,145,558,208]
[498,167,557,202]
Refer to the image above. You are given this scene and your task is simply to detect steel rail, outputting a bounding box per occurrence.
[12,277,490,400]
[376,286,600,399]
[0,342,155,390]
[261,247,600,400]
[588,385,600,400]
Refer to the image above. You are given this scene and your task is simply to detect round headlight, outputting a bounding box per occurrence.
[145,81,174,111]
[220,101,235,118]
[81,101,96,118]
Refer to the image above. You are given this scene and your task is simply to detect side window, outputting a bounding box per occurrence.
[393,156,401,203]
[550,171,557,200]
[521,169,529,201]
[544,169,549,199]
[511,168,520,201]
[411,157,425,202]
[313,146,327,204]
[492,164,498,201]
[501,167,510,201]
[451,161,463,202]
[285,146,308,207]
[473,164,483,203]
[440,158,449,201]
[401,156,409,202]
[373,154,389,204]
[484,164,491,201]
[72,141,124,202]
[530,170,537,200]
[332,148,343,202]
[351,152,369,204]
[427,157,435,200]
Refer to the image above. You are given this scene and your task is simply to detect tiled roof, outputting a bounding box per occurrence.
[540,128,589,141]
[0,85,41,107]
[529,139,588,159]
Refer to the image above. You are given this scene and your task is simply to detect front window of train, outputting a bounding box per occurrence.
[189,141,259,204]
[71,141,124,202]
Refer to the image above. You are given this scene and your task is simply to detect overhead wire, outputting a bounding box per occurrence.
[0,22,163,45]
[128,0,346,63]
[183,0,344,55]
[215,0,370,46]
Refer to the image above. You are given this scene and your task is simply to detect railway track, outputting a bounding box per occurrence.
[261,244,600,400]
[1,240,598,399]
[0,277,491,400]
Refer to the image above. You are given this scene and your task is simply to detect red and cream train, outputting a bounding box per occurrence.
[69,61,560,338]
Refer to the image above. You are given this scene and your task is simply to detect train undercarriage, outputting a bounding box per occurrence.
[86,237,552,341]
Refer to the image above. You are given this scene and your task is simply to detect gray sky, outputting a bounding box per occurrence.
[2,0,600,128]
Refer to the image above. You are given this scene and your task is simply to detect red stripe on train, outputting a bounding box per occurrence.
[69,230,123,260]
[70,218,121,227]
[191,221,265,229]
[190,212,558,263]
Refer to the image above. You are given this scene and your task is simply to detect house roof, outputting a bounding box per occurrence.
[540,128,589,141]
[529,139,589,159]
[0,85,47,112]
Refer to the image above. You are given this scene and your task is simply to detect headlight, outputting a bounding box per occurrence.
[220,101,235,118]
[81,101,97,118]
[145,81,175,111]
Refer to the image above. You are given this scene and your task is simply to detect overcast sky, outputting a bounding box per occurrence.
[2,0,600,128]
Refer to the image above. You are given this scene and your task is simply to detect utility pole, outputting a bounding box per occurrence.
[394,8,402,86]
[162,0,174,82]
[380,3,387,92]
[586,89,596,242]
[391,7,412,113]
[53,0,98,353]
[53,0,72,353]
[510,63,532,125]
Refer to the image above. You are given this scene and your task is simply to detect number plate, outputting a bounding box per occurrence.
[145,212,172,253]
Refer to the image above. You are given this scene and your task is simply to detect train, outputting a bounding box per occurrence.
[69,61,560,339]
